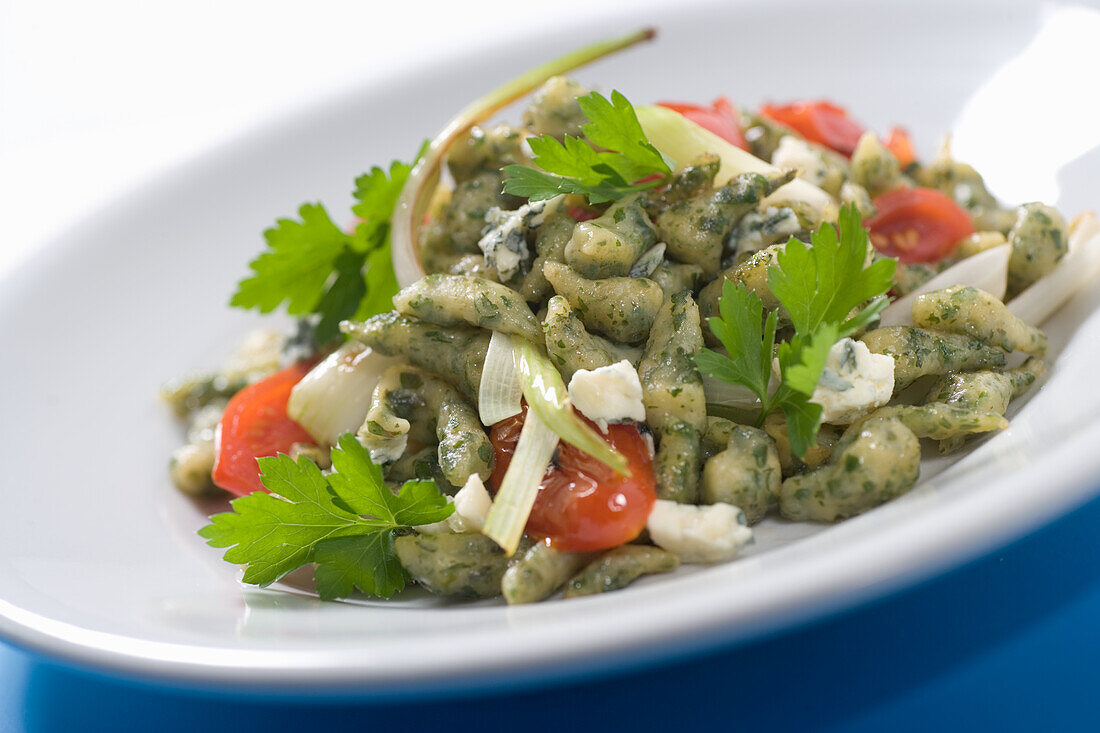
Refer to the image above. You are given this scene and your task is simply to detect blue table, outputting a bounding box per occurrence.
[4,489,1100,732]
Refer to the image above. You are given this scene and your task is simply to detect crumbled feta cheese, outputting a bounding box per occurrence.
[415,474,494,534]
[771,135,830,188]
[729,205,802,257]
[448,474,493,532]
[646,500,753,563]
[811,338,895,424]
[478,198,559,282]
[567,360,646,427]
[478,206,529,282]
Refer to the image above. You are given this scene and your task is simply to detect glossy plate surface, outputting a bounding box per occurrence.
[3,0,1100,694]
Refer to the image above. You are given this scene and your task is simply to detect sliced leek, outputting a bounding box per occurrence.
[390,28,656,288]
[512,337,630,476]
[478,331,523,425]
[481,410,559,555]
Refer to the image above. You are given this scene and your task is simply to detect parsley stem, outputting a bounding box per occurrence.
[391,28,657,287]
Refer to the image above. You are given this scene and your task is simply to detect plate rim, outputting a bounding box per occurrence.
[2,0,1099,695]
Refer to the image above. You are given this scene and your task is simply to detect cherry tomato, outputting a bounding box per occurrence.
[212,362,317,496]
[658,96,747,149]
[489,406,657,552]
[883,126,916,167]
[759,100,866,156]
[568,206,599,222]
[866,187,975,264]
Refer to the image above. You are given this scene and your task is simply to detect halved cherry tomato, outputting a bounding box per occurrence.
[489,406,657,552]
[212,362,317,496]
[759,100,866,157]
[568,206,599,222]
[866,187,974,264]
[883,126,916,167]
[658,96,747,149]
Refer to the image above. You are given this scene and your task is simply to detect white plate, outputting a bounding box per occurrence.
[3,0,1100,695]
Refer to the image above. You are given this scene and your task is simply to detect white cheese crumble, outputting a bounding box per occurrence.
[448,474,493,532]
[646,500,753,563]
[416,474,493,534]
[478,198,559,282]
[567,360,646,428]
[771,135,830,188]
[730,205,802,257]
[478,207,528,282]
[811,338,895,424]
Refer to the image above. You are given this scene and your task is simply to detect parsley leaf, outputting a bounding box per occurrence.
[313,533,405,601]
[779,324,840,396]
[768,203,896,338]
[231,203,350,316]
[694,282,776,405]
[230,156,415,344]
[351,159,414,250]
[774,327,837,458]
[694,204,895,458]
[694,280,834,458]
[577,90,673,180]
[314,246,368,344]
[502,90,673,204]
[198,434,453,600]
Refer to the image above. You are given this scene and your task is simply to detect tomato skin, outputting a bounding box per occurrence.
[759,100,866,156]
[883,126,916,167]
[568,206,599,222]
[489,407,657,552]
[212,363,317,496]
[866,187,975,264]
[659,96,747,149]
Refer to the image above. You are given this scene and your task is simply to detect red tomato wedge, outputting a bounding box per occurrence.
[489,407,657,552]
[883,126,916,167]
[759,100,866,156]
[212,363,317,496]
[658,97,747,149]
[866,187,975,264]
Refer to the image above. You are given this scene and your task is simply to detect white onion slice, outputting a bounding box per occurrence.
[478,331,523,425]
[878,244,1011,328]
[1069,210,1100,247]
[481,410,559,555]
[1008,225,1100,326]
[286,342,399,447]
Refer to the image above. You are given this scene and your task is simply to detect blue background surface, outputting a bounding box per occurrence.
[3,486,1100,732]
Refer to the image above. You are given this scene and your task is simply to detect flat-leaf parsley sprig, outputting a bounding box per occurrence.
[694,204,896,458]
[198,434,453,600]
[230,155,418,344]
[768,204,896,338]
[502,90,674,204]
